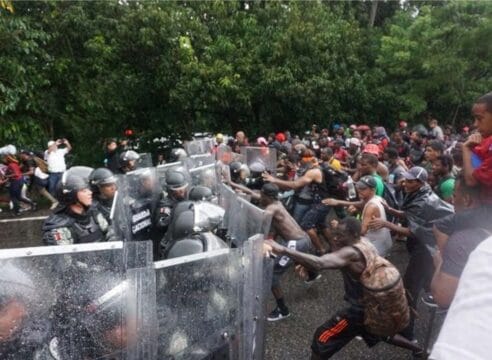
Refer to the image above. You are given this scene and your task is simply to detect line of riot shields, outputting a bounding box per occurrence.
[1,141,277,359]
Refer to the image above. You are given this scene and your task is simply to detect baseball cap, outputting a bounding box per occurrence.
[402,167,428,182]
[47,140,56,147]
[349,138,361,147]
[261,183,279,199]
[356,175,377,189]
[362,143,380,156]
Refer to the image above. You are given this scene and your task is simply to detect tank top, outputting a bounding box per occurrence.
[362,196,393,257]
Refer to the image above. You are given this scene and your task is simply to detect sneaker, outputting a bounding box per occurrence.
[50,202,59,210]
[421,292,438,308]
[267,307,290,322]
[304,273,322,285]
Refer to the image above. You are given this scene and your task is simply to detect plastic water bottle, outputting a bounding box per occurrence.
[347,176,357,200]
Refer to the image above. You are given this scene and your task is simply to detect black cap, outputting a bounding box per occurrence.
[402,167,428,182]
[355,175,377,189]
[261,183,279,199]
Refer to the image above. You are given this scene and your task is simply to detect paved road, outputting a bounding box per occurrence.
[264,241,444,360]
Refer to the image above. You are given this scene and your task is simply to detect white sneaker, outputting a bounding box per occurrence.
[50,202,59,210]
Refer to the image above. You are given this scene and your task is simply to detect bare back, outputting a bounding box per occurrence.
[265,201,306,241]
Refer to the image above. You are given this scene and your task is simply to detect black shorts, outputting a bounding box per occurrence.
[311,306,380,359]
[300,203,331,230]
[271,236,313,287]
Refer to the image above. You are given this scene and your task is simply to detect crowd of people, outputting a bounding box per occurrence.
[1,91,492,359]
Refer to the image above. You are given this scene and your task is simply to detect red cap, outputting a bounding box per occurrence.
[275,132,286,143]
[399,121,407,128]
[363,143,380,156]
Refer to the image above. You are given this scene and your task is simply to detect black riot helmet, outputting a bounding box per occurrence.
[165,170,188,191]
[58,270,133,358]
[56,166,93,207]
[188,185,213,202]
[89,168,117,193]
[168,148,187,163]
[229,161,242,182]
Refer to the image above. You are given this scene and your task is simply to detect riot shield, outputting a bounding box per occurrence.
[241,146,277,173]
[189,153,215,168]
[137,153,153,169]
[227,196,272,247]
[154,248,242,359]
[216,144,233,164]
[0,241,156,360]
[184,139,214,156]
[239,235,274,359]
[156,161,191,190]
[112,167,163,242]
[189,163,219,194]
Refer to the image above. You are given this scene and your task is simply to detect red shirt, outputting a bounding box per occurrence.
[472,135,492,204]
[334,148,348,162]
[7,162,22,181]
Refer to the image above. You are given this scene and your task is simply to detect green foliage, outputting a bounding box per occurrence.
[0,0,491,165]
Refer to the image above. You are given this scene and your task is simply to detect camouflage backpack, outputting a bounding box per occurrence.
[353,238,410,337]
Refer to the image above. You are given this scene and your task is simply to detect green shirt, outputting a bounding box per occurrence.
[373,174,384,197]
[438,177,455,200]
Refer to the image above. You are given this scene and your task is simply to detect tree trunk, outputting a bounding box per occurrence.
[369,0,379,28]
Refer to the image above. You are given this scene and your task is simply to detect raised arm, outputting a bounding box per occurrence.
[229,181,261,200]
[265,239,359,272]
[263,168,320,191]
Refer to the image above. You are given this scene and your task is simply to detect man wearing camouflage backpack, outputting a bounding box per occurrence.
[265,217,425,359]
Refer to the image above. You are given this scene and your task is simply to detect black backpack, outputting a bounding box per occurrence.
[319,164,348,200]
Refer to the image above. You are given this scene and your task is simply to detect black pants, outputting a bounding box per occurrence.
[9,178,35,213]
[400,237,434,339]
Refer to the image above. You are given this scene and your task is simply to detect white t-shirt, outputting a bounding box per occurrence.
[430,235,492,360]
[34,167,49,180]
[45,148,68,173]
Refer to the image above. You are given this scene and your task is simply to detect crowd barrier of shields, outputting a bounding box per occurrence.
[0,138,275,360]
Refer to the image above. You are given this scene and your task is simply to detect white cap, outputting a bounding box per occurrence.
[47,140,56,147]
[349,138,361,147]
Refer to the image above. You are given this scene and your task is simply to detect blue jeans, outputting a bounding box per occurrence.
[292,201,311,224]
[48,172,63,195]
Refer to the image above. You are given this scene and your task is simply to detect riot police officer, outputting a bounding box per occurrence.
[88,167,117,222]
[42,168,115,245]
[168,148,188,163]
[0,262,52,359]
[118,150,140,174]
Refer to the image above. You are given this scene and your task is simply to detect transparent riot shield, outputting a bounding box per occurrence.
[154,248,242,359]
[189,163,219,195]
[0,241,156,360]
[156,161,191,190]
[241,146,277,173]
[137,152,154,169]
[112,168,163,242]
[189,153,215,168]
[231,152,245,164]
[184,139,214,156]
[216,144,233,164]
[239,235,274,359]
[227,196,272,247]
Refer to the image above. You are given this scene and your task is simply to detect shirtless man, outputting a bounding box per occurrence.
[231,182,317,321]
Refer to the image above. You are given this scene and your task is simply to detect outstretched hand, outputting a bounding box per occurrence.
[368,217,388,230]
[262,172,274,183]
[322,198,338,206]
[264,239,285,255]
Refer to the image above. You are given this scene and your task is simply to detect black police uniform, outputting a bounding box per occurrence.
[43,207,115,245]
